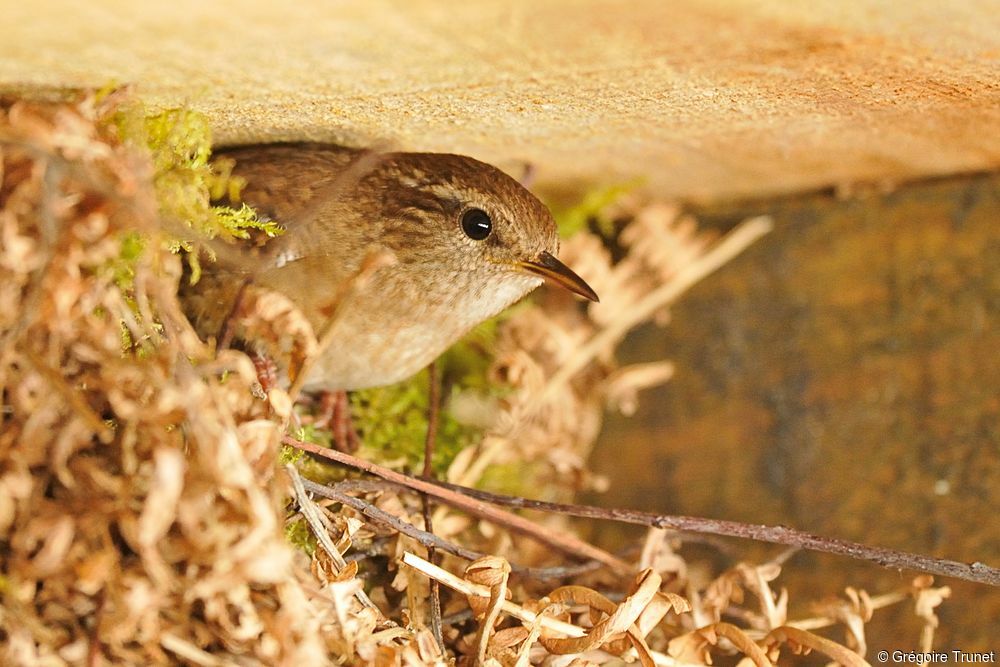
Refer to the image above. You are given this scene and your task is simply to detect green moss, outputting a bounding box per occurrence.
[350,320,503,475]
[351,368,461,475]
[284,516,316,555]
[278,443,307,466]
[477,461,545,496]
[102,98,281,286]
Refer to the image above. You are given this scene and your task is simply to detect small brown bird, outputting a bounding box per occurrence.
[182,143,597,391]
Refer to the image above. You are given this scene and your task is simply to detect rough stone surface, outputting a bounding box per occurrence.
[4,0,999,201]
[592,173,1000,650]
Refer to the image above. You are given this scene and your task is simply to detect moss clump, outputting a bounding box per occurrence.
[284,516,317,555]
[351,324,500,476]
[104,99,281,284]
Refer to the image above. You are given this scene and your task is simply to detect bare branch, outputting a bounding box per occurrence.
[283,436,632,572]
[285,436,1000,587]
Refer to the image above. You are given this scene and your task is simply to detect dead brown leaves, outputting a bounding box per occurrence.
[0,97,327,665]
[393,544,950,666]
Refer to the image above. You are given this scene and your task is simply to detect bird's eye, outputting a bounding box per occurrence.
[460,208,492,241]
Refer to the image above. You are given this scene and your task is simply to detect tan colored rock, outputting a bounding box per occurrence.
[4,0,999,200]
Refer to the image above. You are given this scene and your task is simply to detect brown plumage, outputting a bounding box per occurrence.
[181,143,597,391]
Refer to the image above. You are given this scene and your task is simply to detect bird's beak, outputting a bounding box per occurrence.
[517,251,599,302]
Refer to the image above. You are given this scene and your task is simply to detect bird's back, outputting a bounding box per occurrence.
[181,143,379,343]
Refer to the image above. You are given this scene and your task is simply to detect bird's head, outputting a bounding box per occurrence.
[365,152,598,315]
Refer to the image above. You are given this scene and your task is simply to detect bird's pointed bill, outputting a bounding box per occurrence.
[518,251,599,302]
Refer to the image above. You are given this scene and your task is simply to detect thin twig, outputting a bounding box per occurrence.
[284,465,381,613]
[305,479,601,580]
[215,278,251,352]
[288,439,998,587]
[421,362,444,651]
[427,480,1000,588]
[314,481,482,562]
[282,436,631,572]
[343,478,736,557]
[423,362,441,480]
[286,436,1000,586]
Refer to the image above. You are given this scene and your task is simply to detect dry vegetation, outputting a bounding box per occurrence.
[0,94,953,665]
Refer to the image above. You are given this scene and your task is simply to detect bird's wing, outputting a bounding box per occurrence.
[208,144,396,329]
[215,143,364,224]
[184,144,389,340]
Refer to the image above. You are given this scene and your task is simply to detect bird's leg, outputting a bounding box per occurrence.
[315,390,359,452]
[420,361,444,651]
[248,351,278,402]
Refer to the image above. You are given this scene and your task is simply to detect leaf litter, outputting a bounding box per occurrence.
[0,93,952,665]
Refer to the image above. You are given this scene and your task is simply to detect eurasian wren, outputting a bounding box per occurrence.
[182,143,597,391]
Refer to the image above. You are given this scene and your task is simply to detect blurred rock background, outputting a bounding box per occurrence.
[590,173,1000,652]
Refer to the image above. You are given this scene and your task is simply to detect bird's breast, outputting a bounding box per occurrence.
[300,268,542,391]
